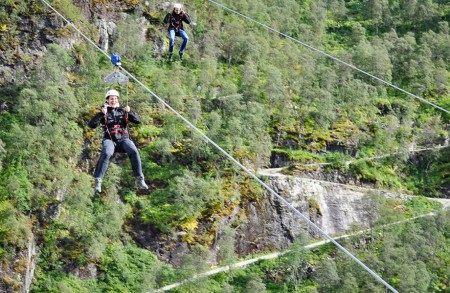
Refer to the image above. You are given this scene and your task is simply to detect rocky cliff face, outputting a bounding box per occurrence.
[0,235,36,293]
[233,170,404,256]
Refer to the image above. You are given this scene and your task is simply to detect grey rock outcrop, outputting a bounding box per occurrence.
[234,171,403,256]
[24,235,36,293]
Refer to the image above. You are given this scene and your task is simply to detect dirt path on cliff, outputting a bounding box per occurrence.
[151,237,333,292]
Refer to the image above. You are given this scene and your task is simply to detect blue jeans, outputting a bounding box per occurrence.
[94,139,144,179]
[169,29,189,53]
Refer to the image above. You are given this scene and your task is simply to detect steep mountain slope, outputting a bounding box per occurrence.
[1,0,450,292]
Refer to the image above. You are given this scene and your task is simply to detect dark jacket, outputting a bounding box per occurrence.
[88,106,142,141]
[163,11,191,31]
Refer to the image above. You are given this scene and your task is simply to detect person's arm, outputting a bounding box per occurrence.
[88,111,104,128]
[127,111,142,124]
[183,12,191,24]
[123,106,142,124]
[163,13,171,24]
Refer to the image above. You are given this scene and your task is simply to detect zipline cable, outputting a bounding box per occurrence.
[206,0,450,116]
[39,1,398,292]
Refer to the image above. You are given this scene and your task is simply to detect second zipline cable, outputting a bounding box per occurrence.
[206,0,450,115]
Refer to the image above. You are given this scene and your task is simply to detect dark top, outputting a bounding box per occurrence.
[163,11,191,31]
[88,106,142,141]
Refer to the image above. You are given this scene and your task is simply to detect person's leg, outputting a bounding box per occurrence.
[93,139,115,192]
[179,30,189,59]
[168,29,175,60]
[94,139,115,178]
[121,139,143,177]
[121,139,148,189]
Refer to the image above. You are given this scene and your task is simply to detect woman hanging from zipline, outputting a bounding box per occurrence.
[164,3,192,61]
[88,89,148,193]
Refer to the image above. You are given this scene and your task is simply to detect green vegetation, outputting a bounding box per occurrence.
[0,0,449,292]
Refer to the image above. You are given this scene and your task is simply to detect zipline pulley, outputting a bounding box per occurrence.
[104,53,128,83]
[103,53,129,105]
[104,71,129,83]
[110,52,122,67]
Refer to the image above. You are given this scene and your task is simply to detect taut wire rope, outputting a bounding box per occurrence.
[39,0,398,292]
[206,0,450,116]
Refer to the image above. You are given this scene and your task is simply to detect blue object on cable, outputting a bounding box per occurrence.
[111,53,122,66]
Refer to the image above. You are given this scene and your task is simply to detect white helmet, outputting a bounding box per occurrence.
[174,3,182,9]
[105,89,120,99]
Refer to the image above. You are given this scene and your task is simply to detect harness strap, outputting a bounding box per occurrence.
[103,123,127,133]
[109,129,127,135]
[103,111,116,146]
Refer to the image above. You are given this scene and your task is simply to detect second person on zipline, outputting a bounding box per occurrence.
[88,89,148,193]
[164,3,191,61]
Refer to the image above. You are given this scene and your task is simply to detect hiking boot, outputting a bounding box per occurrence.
[94,177,102,193]
[136,176,149,190]
[168,52,173,62]
[179,52,183,61]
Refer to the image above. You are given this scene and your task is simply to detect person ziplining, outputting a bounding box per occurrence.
[164,3,191,61]
[88,89,148,193]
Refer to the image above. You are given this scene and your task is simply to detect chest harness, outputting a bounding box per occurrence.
[101,108,129,140]
[170,12,185,31]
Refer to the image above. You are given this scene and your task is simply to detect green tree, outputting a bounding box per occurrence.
[405,44,435,96]
[326,0,348,19]
[279,234,311,290]
[366,0,389,33]
[421,22,450,67]
[336,272,359,293]
[315,258,340,292]
[0,200,32,249]
[33,44,75,84]
[220,22,249,65]
[309,0,327,39]
[352,38,392,85]
[413,0,438,30]
[396,259,430,292]
[244,273,267,292]
[170,169,221,222]
[178,244,214,291]
[351,24,366,46]
[239,61,260,100]
[0,159,32,212]
[216,225,237,265]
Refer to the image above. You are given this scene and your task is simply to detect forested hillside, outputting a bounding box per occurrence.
[0,0,449,292]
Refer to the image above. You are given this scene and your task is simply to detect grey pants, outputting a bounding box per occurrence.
[94,139,144,179]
